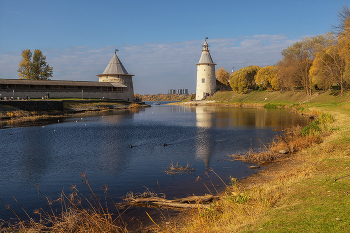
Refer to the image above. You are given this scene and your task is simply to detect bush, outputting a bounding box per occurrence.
[263,103,285,109]
[301,113,334,136]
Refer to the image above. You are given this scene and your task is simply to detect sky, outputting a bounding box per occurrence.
[1,0,350,94]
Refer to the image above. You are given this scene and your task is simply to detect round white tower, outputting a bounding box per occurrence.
[196,38,216,100]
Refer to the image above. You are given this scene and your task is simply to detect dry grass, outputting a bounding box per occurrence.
[175,149,319,232]
[124,187,159,202]
[165,161,197,175]
[233,126,323,164]
[128,103,142,109]
[233,113,333,164]
[1,173,128,232]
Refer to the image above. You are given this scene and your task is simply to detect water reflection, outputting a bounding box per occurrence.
[192,106,308,129]
[193,106,309,168]
[195,107,214,168]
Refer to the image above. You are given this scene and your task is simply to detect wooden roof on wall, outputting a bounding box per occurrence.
[0,79,127,88]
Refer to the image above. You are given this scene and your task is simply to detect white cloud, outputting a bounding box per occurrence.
[0,52,21,79]
[0,35,301,94]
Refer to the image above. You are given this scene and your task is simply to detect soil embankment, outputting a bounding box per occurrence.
[0,99,149,128]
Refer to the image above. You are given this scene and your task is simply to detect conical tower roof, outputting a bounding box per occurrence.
[103,52,129,75]
[197,40,216,64]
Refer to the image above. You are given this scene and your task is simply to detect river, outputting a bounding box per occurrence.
[0,102,309,221]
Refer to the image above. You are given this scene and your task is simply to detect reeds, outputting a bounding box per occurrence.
[1,173,128,232]
[233,113,333,164]
[165,161,197,175]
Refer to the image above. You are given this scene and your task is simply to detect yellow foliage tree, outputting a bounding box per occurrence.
[17,49,53,80]
[17,49,32,79]
[310,18,350,95]
[215,67,230,86]
[32,49,53,80]
[279,34,333,94]
[338,17,350,72]
[230,66,260,94]
[255,65,279,90]
[309,45,346,91]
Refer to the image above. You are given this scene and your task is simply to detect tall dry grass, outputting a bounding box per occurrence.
[234,113,333,164]
[1,173,128,232]
[180,163,315,232]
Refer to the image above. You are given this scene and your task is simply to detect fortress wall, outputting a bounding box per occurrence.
[0,100,64,111]
[0,90,128,101]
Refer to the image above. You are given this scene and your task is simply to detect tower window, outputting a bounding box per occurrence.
[202,78,205,83]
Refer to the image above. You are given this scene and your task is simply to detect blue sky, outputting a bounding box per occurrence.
[1,0,349,94]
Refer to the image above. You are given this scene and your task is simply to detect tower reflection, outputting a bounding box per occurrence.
[195,106,215,168]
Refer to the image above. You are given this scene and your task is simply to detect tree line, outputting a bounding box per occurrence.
[217,6,350,96]
[135,93,191,102]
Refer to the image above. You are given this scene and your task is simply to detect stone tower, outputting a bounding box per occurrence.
[196,38,216,100]
[97,50,134,101]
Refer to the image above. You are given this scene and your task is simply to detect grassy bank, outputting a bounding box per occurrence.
[172,90,350,232]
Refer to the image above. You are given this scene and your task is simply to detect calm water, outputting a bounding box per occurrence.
[0,102,309,221]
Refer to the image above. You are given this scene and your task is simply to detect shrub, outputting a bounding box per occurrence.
[263,103,285,109]
[301,113,334,136]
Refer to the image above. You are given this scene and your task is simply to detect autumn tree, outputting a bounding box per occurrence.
[278,35,333,94]
[338,17,350,79]
[32,49,53,80]
[310,18,350,95]
[215,67,230,86]
[17,49,32,79]
[332,5,350,36]
[255,65,279,90]
[18,49,53,80]
[230,66,260,94]
[309,45,346,91]
[134,93,142,101]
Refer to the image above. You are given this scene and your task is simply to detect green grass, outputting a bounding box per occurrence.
[301,113,334,136]
[210,90,350,107]
[263,103,285,109]
[240,97,350,232]
[250,158,350,232]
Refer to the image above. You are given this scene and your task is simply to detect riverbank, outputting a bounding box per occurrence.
[167,90,350,232]
[0,100,149,128]
[2,90,350,232]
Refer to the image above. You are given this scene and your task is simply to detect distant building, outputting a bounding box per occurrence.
[168,89,188,95]
[168,89,176,94]
[196,38,216,100]
[177,89,188,95]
